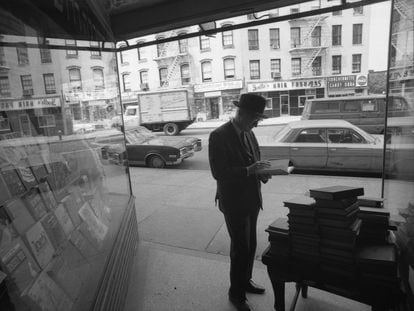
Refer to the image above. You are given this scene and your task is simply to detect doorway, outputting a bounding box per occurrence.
[19,114,31,136]
[207,97,219,119]
[280,94,290,115]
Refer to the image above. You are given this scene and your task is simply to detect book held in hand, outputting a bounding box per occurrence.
[257,159,293,175]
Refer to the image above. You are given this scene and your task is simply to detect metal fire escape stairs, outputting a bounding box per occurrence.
[391,0,414,67]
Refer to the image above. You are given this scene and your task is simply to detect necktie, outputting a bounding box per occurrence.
[241,131,253,157]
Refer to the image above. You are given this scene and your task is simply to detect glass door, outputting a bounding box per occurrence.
[280,94,290,115]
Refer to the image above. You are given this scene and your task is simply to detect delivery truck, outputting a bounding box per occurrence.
[114,88,196,135]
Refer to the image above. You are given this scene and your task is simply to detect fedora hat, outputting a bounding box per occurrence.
[233,93,267,118]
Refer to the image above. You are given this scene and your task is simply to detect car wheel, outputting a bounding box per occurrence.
[147,155,166,168]
[163,123,179,136]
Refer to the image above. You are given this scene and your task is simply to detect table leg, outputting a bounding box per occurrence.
[274,282,285,311]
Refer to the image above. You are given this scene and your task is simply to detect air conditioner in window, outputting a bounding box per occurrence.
[140,83,149,90]
[23,89,33,96]
[271,72,281,79]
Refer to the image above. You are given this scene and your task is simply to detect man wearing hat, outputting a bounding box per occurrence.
[208,93,271,311]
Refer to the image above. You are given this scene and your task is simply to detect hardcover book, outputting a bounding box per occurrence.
[283,195,316,209]
[267,217,289,234]
[314,197,358,209]
[3,198,35,235]
[256,158,293,175]
[54,204,75,237]
[317,206,359,221]
[318,215,358,228]
[24,222,55,269]
[317,201,359,216]
[309,186,364,200]
[0,237,40,293]
[359,206,390,216]
[320,218,362,239]
[358,196,384,208]
[22,188,48,221]
[355,244,397,266]
[288,215,317,225]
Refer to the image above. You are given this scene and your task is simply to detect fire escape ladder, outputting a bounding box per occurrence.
[302,15,324,47]
[394,0,410,19]
[163,55,181,87]
[306,47,322,69]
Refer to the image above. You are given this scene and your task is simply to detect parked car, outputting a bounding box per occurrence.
[258,119,414,177]
[93,126,202,168]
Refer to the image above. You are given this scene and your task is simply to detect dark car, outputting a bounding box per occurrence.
[93,126,202,168]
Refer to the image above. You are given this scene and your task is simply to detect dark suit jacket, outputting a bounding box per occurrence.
[208,121,263,217]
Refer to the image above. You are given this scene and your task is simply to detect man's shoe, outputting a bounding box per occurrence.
[246,280,265,294]
[229,296,253,311]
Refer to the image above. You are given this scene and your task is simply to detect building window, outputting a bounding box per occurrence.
[353,6,364,15]
[291,58,301,76]
[222,25,234,48]
[352,54,362,73]
[291,27,301,48]
[180,64,190,85]
[0,113,9,131]
[159,68,168,86]
[90,41,101,58]
[122,73,131,92]
[38,115,56,128]
[119,46,128,64]
[311,26,321,47]
[16,44,29,65]
[0,76,11,96]
[65,39,78,57]
[137,41,146,60]
[140,71,148,85]
[0,46,5,65]
[353,24,363,45]
[248,29,259,50]
[38,38,52,63]
[249,60,260,80]
[93,68,104,90]
[21,75,33,96]
[312,56,322,76]
[290,7,300,14]
[178,35,188,53]
[223,58,235,79]
[43,73,56,94]
[270,59,281,79]
[269,28,280,49]
[69,68,82,90]
[332,25,342,46]
[332,10,342,16]
[200,36,210,50]
[201,61,212,82]
[332,55,342,75]
[157,38,166,57]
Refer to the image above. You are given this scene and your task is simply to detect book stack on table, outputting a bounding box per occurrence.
[310,186,364,286]
[358,196,390,244]
[264,218,290,265]
[283,196,319,273]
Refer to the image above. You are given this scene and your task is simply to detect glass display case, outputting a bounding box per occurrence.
[0,4,137,311]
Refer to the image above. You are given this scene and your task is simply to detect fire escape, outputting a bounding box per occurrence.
[154,31,190,88]
[289,15,329,78]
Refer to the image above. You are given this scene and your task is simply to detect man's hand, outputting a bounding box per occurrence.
[247,160,271,176]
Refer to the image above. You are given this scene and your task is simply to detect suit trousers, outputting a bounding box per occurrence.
[224,208,259,301]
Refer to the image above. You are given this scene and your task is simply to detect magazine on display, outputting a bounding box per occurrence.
[257,159,294,175]
[54,204,75,237]
[24,222,55,269]
[4,198,36,236]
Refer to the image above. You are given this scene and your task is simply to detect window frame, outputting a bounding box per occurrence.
[291,58,301,76]
[92,68,105,90]
[352,54,362,73]
[311,26,321,47]
[223,58,235,80]
[332,55,342,75]
[16,44,29,65]
[199,36,210,50]
[20,74,34,95]
[248,29,259,50]
[43,73,56,94]
[269,28,280,49]
[353,24,363,45]
[270,59,281,76]
[140,70,148,85]
[90,41,102,58]
[201,61,212,82]
[68,67,82,91]
[291,27,301,48]
[180,64,191,85]
[0,76,11,96]
[65,39,78,57]
[249,60,260,80]
[332,25,342,46]
[312,56,322,76]
[222,25,234,48]
[159,67,168,86]
[122,73,131,92]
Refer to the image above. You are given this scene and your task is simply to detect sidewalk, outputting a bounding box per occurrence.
[187,115,302,129]
[122,168,401,311]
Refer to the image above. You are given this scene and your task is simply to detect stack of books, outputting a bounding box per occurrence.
[310,186,364,286]
[283,196,319,267]
[358,205,391,244]
[265,217,290,264]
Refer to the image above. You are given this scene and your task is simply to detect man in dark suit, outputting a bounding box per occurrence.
[208,93,271,311]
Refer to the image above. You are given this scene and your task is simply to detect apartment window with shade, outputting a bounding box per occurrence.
[332,25,342,46]
[222,25,234,48]
[311,26,321,47]
[270,59,281,78]
[354,6,364,15]
[93,68,104,90]
[21,75,33,96]
[178,36,188,53]
[180,64,190,85]
[140,71,148,85]
[65,39,78,57]
[352,54,362,73]
[119,47,128,64]
[248,29,259,50]
[223,58,235,79]
[269,28,280,49]
[122,73,131,91]
[159,68,168,86]
[332,55,342,74]
[353,24,363,45]
[312,56,322,76]
[291,58,301,76]
[43,73,56,94]
[0,76,11,96]
[200,36,210,50]
[291,27,301,48]
[249,60,260,80]
[16,44,29,65]
[137,42,146,60]
[90,41,101,58]
[69,68,82,90]
[201,61,212,82]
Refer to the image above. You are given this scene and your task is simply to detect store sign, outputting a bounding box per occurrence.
[327,75,368,89]
[389,67,414,81]
[0,97,61,111]
[247,78,325,92]
[194,80,243,93]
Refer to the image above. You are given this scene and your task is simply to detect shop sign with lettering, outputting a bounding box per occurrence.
[0,97,61,111]
[389,67,414,81]
[247,78,324,92]
[194,80,243,93]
